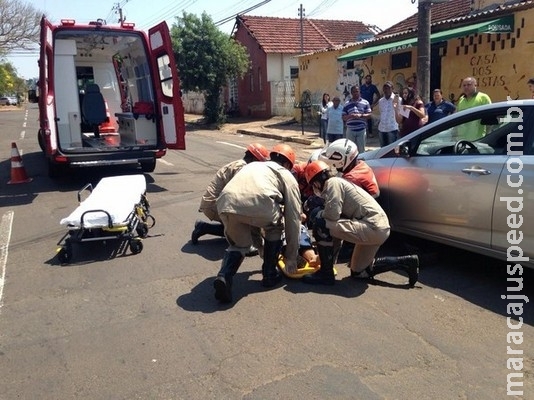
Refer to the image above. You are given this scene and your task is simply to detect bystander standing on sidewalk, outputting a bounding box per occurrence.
[360,75,380,138]
[425,88,455,124]
[342,86,371,154]
[396,87,427,138]
[326,96,344,144]
[456,77,492,112]
[377,81,399,147]
[456,76,492,140]
[319,93,332,144]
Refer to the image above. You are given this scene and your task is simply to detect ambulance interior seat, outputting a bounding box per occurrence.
[81,83,107,138]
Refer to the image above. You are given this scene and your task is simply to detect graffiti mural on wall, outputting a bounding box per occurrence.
[338,59,419,101]
[390,72,417,94]
[442,51,529,103]
[337,62,364,101]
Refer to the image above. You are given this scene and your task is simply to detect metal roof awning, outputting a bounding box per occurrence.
[338,16,514,62]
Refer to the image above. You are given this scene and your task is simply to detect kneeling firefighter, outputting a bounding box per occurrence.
[213,144,302,303]
[191,143,270,253]
[302,160,419,287]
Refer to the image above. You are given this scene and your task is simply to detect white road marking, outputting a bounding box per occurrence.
[158,158,173,166]
[216,141,246,150]
[20,130,25,140]
[0,211,14,312]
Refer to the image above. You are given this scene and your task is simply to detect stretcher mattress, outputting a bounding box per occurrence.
[60,174,147,228]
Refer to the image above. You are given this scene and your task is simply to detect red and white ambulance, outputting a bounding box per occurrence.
[37,17,186,177]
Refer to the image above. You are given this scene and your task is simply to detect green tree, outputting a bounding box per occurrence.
[0,0,42,57]
[170,12,249,125]
[0,61,24,96]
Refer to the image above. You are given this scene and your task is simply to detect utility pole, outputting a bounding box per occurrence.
[114,2,125,24]
[298,4,305,55]
[417,0,431,103]
[298,4,305,134]
[416,0,451,103]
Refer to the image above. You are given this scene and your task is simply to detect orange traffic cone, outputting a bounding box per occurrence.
[99,100,117,134]
[8,142,32,184]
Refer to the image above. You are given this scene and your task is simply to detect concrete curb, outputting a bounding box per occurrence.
[237,128,381,151]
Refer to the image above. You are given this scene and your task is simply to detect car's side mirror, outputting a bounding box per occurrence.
[394,141,410,157]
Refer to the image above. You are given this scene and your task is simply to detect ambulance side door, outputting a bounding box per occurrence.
[148,22,186,150]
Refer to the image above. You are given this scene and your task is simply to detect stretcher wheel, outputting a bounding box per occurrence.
[146,214,156,228]
[129,239,143,254]
[136,223,149,238]
[57,247,72,264]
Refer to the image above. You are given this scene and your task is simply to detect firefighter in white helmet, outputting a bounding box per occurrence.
[319,138,379,198]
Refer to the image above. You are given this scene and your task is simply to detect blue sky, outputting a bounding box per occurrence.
[7,0,419,79]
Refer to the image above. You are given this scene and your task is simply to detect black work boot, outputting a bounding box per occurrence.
[395,255,419,287]
[261,240,283,288]
[191,220,225,244]
[301,244,335,285]
[353,255,419,287]
[214,250,244,303]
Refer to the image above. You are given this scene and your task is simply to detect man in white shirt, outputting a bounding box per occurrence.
[325,96,344,144]
[377,81,399,147]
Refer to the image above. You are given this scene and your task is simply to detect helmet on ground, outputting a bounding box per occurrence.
[246,143,270,161]
[304,160,330,184]
[307,149,323,164]
[319,138,358,172]
[270,143,296,168]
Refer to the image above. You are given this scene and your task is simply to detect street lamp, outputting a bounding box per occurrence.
[416,0,450,103]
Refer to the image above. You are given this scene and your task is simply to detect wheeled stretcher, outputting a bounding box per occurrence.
[56,174,155,264]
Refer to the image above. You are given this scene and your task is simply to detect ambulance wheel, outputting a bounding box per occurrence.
[136,223,149,238]
[130,239,143,254]
[57,247,72,264]
[140,159,156,172]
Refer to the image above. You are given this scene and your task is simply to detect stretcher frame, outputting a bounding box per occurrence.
[56,175,155,264]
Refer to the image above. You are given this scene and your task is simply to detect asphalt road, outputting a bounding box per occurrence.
[0,105,532,399]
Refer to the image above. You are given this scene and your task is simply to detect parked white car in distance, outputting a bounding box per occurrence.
[0,96,18,106]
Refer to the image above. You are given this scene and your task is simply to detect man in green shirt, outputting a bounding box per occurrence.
[456,77,492,141]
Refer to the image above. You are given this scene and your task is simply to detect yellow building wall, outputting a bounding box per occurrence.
[440,9,533,103]
[295,49,347,122]
[296,8,534,123]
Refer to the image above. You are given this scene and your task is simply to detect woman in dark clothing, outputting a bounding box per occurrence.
[396,87,427,138]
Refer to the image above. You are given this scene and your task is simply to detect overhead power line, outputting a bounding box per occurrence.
[214,0,271,26]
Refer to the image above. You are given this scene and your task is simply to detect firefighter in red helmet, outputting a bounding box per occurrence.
[303,160,419,287]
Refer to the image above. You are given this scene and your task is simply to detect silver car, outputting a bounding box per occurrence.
[361,100,533,269]
[0,96,17,105]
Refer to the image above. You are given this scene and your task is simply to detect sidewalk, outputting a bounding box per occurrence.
[185,114,380,150]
